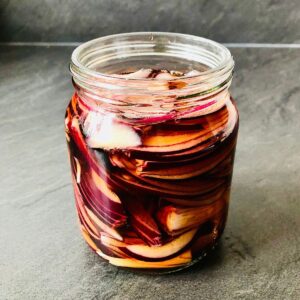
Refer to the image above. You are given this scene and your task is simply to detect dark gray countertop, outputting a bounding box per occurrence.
[1,46,300,300]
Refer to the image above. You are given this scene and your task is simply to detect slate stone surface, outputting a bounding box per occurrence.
[0,0,300,43]
[1,46,300,299]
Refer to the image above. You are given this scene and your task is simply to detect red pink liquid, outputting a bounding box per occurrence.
[65,69,239,272]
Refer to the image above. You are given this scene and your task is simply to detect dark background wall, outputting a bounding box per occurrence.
[1,0,300,43]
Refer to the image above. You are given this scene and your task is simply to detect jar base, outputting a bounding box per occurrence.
[94,243,219,275]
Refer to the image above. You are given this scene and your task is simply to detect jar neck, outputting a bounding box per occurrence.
[70,32,234,123]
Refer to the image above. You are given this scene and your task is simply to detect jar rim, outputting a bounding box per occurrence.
[70,31,234,83]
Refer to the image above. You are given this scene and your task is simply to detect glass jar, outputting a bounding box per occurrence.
[65,32,238,273]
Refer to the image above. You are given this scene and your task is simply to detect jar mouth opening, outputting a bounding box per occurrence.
[70,32,234,83]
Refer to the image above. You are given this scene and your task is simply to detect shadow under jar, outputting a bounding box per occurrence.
[65,32,239,273]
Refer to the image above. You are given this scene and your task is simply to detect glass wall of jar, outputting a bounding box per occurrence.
[65,32,238,273]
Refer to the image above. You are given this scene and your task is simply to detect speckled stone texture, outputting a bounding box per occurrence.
[1,0,300,43]
[1,46,300,299]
